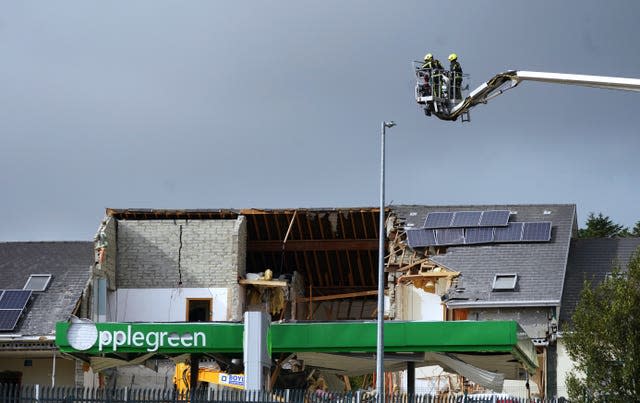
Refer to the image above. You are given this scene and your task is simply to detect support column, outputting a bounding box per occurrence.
[407,361,415,400]
[244,311,271,390]
[190,354,200,399]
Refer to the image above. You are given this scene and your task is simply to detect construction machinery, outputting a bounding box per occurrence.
[413,64,640,122]
[173,362,245,391]
[413,61,472,121]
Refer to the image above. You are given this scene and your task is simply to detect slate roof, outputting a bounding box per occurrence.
[0,242,93,336]
[391,204,577,308]
[559,237,640,329]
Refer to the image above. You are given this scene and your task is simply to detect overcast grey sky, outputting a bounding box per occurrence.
[1,1,638,241]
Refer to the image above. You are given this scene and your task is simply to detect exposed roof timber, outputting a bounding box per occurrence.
[248,239,378,252]
[107,207,384,298]
[296,290,378,303]
[106,208,239,220]
[106,207,381,220]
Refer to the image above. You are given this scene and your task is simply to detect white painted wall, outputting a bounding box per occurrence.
[400,365,455,394]
[555,338,574,399]
[399,284,444,321]
[108,288,229,322]
[396,285,445,393]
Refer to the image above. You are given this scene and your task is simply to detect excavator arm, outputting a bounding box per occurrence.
[173,362,245,391]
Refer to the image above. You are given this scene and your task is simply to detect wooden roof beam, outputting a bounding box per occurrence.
[248,239,378,252]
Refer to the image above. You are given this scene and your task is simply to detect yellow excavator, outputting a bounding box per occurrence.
[173,362,245,391]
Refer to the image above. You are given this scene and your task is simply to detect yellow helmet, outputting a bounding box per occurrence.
[424,53,433,61]
[448,53,458,61]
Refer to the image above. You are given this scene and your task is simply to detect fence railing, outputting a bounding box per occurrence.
[0,384,567,403]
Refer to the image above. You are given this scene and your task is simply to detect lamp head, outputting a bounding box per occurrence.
[384,121,396,128]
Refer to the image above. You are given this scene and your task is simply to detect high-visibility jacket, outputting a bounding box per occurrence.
[450,60,463,79]
[421,59,443,76]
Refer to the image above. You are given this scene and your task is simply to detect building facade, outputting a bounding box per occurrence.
[0,242,93,386]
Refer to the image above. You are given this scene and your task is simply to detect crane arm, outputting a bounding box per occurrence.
[515,71,640,92]
[446,70,640,120]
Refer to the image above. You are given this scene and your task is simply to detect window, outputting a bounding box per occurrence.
[605,271,627,281]
[452,309,468,321]
[186,299,212,322]
[23,274,52,291]
[492,274,518,291]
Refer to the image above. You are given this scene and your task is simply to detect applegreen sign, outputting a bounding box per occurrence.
[56,320,243,354]
[56,319,538,374]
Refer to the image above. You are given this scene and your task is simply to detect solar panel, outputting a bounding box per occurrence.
[0,290,32,310]
[493,222,524,242]
[406,229,437,248]
[465,227,494,244]
[522,222,552,241]
[436,228,465,245]
[0,309,22,331]
[479,210,510,227]
[451,211,482,227]
[424,212,454,229]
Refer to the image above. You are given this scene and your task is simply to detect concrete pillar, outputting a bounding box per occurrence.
[243,311,271,390]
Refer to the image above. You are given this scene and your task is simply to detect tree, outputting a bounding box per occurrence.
[618,221,640,238]
[564,248,640,401]
[578,212,628,238]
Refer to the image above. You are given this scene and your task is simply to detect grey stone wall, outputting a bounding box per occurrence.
[470,306,555,339]
[94,216,117,290]
[230,216,246,321]
[115,218,246,320]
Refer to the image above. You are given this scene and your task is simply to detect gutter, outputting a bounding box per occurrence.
[446,300,560,308]
[0,335,56,342]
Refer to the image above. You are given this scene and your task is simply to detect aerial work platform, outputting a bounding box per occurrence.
[414,66,640,122]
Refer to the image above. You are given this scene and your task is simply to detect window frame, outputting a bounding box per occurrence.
[492,273,518,291]
[23,274,52,292]
[186,298,212,322]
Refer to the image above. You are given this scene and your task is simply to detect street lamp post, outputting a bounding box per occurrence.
[377,120,395,399]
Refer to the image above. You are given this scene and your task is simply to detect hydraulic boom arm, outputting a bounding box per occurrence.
[432,70,640,121]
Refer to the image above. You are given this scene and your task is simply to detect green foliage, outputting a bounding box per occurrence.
[348,375,370,390]
[564,248,640,401]
[578,212,628,238]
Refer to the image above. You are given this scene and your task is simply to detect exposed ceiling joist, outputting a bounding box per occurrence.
[247,239,378,252]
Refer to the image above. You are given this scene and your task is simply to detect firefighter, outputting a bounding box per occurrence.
[448,53,463,100]
[421,53,444,98]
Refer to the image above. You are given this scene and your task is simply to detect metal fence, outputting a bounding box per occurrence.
[0,385,567,403]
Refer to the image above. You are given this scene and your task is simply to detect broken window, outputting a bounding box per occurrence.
[492,274,518,291]
[187,298,212,322]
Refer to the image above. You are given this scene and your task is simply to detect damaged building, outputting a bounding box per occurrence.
[386,204,577,396]
[49,204,580,398]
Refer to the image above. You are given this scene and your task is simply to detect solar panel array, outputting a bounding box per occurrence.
[0,289,32,331]
[465,227,495,244]
[406,228,436,247]
[436,228,465,245]
[406,219,552,248]
[494,223,525,242]
[424,210,511,229]
[522,222,554,242]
